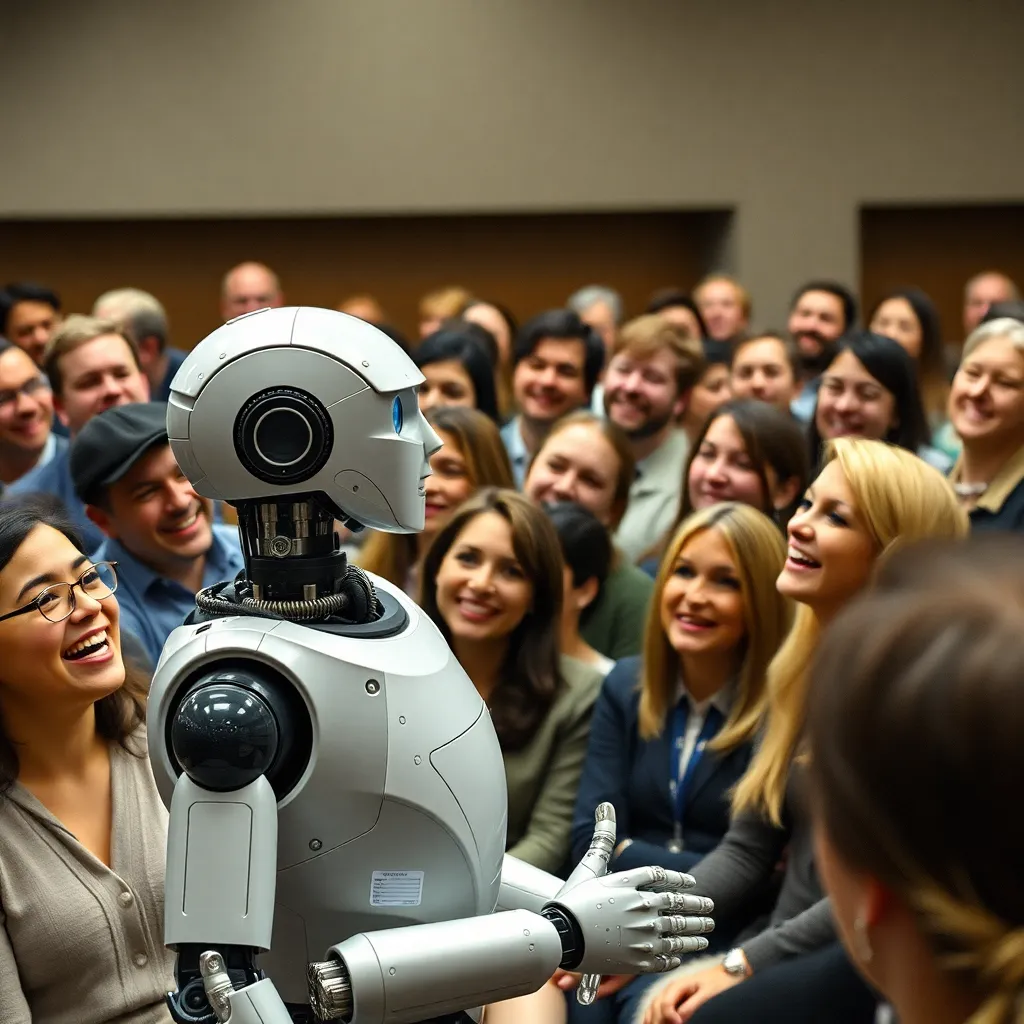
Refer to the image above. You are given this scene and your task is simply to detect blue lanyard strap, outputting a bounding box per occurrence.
[669,701,723,827]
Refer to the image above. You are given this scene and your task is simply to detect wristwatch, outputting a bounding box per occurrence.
[722,948,750,977]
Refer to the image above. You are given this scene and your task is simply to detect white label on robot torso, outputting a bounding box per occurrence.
[370,870,425,907]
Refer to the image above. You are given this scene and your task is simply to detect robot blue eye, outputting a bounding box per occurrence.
[392,396,404,433]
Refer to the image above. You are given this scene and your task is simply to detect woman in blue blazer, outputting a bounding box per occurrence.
[562,502,794,1024]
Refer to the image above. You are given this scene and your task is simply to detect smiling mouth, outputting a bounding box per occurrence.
[676,613,715,630]
[457,598,499,622]
[63,628,110,661]
[786,546,821,569]
[161,509,201,535]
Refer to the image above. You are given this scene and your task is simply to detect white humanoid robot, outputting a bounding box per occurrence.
[146,307,714,1024]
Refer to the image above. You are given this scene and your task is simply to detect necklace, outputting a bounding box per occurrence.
[953,480,988,498]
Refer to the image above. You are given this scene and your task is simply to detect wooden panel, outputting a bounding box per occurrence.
[0,211,724,349]
[861,205,1024,345]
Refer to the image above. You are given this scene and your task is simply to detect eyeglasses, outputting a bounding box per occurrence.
[0,375,51,409]
[0,562,119,625]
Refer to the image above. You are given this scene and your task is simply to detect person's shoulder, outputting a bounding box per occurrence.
[8,450,64,493]
[212,521,241,547]
[559,655,604,697]
[602,655,642,702]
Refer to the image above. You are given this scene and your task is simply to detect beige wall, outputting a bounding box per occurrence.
[3,0,1023,326]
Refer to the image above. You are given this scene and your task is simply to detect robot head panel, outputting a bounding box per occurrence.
[166,307,443,532]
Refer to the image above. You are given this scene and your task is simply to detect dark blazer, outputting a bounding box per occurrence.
[570,656,756,874]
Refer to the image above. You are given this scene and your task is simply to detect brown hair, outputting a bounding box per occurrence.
[43,314,142,397]
[419,286,473,324]
[528,411,636,530]
[638,503,793,749]
[731,331,801,380]
[358,406,514,587]
[420,488,564,751]
[0,497,148,792]
[612,313,706,393]
[809,535,1024,1024]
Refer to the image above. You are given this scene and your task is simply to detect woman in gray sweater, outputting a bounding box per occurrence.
[0,499,174,1024]
[642,438,969,1024]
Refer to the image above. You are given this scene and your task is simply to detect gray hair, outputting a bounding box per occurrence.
[567,284,624,325]
[961,317,1024,362]
[92,287,169,352]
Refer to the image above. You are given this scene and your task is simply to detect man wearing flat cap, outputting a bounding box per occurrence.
[70,401,243,666]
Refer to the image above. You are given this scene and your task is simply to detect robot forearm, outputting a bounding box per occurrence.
[312,909,564,1023]
[496,854,562,913]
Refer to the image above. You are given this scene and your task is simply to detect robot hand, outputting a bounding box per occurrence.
[545,854,714,979]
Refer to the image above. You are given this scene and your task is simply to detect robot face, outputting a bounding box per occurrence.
[168,308,446,535]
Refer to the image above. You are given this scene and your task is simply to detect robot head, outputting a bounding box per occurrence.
[166,307,443,532]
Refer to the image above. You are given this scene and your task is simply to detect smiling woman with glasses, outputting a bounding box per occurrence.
[0,498,176,1024]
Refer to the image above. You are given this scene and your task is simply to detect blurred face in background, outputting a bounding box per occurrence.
[870,298,923,360]
[579,300,617,355]
[423,431,475,539]
[788,290,846,364]
[659,304,703,341]
[688,414,767,512]
[963,273,1016,337]
[418,360,477,414]
[696,280,747,342]
[815,350,897,442]
[5,300,61,367]
[603,347,685,439]
[731,337,798,412]
[685,363,732,437]
[949,335,1024,452]
[0,347,53,464]
[54,334,150,435]
[463,303,512,370]
[525,422,621,527]
[512,337,588,426]
[221,263,283,321]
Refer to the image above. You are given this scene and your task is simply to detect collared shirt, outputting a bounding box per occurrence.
[614,429,690,563]
[674,680,735,783]
[949,444,1024,533]
[7,440,105,552]
[500,415,531,489]
[94,522,245,666]
[790,378,820,423]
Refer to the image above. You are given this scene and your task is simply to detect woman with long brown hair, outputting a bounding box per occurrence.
[358,405,514,593]
[0,499,173,1024]
[420,488,602,874]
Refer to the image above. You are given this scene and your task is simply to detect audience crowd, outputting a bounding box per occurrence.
[1,259,1023,1024]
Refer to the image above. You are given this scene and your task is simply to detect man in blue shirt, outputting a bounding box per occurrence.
[69,401,244,667]
[8,314,151,549]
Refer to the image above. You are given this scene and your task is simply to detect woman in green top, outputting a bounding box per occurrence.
[420,487,602,876]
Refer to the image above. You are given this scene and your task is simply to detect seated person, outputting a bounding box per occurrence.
[0,340,63,490]
[524,411,654,660]
[69,401,243,666]
[420,487,603,874]
[544,500,617,677]
[0,499,174,1023]
[560,502,792,1024]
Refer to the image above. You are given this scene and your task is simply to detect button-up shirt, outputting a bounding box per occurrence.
[949,444,1024,533]
[94,522,245,666]
[614,429,690,563]
[7,439,105,552]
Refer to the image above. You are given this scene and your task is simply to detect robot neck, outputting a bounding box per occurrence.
[237,497,346,603]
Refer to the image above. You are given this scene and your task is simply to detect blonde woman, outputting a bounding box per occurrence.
[808,535,1023,1024]
[643,438,969,1024]
[556,503,792,1024]
[358,406,514,594]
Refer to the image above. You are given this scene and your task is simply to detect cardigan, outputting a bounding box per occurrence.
[580,557,654,661]
[504,655,603,874]
[0,731,175,1024]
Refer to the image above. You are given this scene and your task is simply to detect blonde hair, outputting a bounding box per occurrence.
[358,406,514,587]
[419,286,472,324]
[733,438,970,824]
[694,273,753,319]
[638,503,793,750]
[961,317,1024,361]
[612,313,706,392]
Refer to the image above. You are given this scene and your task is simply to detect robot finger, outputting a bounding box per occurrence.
[634,866,697,893]
[647,892,714,916]
[650,954,684,972]
[661,935,710,956]
[653,914,716,937]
